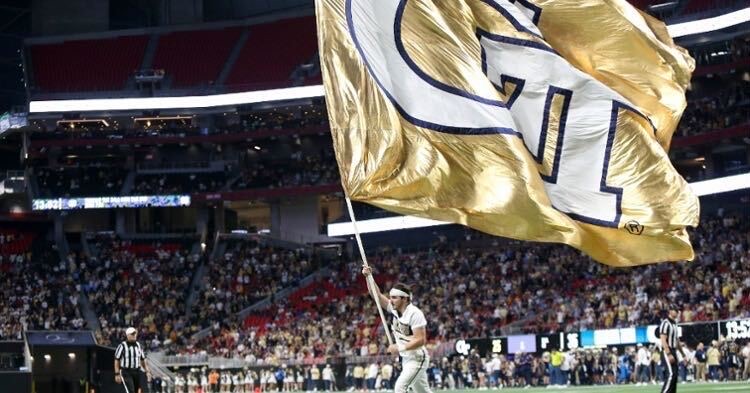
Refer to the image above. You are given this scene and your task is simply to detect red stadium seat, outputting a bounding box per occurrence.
[30,35,148,92]
[226,16,318,90]
[152,27,243,88]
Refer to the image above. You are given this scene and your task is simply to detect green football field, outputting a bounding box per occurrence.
[404,382,750,393]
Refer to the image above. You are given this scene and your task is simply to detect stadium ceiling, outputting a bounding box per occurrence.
[0,0,30,114]
[28,8,750,114]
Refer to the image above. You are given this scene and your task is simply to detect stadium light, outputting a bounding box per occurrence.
[689,172,750,197]
[27,10,749,114]
[328,172,750,236]
[667,7,750,38]
[29,85,325,113]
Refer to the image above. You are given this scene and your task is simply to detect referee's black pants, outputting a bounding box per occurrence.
[120,369,145,393]
[661,353,677,393]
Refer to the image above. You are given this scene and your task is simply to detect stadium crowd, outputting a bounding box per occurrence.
[531,215,750,333]
[76,235,203,349]
[36,166,127,197]
[677,82,750,137]
[233,153,338,191]
[0,235,85,340]
[29,105,329,142]
[690,37,750,67]
[174,216,748,371]
[185,238,322,349]
[132,172,228,195]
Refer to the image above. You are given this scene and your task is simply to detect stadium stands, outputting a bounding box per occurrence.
[29,35,148,92]
[132,173,228,195]
[225,17,317,90]
[0,232,85,340]
[180,216,748,364]
[677,82,750,138]
[187,237,321,340]
[27,17,318,94]
[25,3,746,94]
[152,27,243,88]
[36,166,127,197]
[82,235,203,349]
[682,0,739,15]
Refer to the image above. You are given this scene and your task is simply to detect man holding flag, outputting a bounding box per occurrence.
[362,265,432,393]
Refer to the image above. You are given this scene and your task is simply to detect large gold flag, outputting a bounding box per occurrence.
[316,0,700,266]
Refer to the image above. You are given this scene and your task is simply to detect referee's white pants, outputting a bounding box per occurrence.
[395,352,432,393]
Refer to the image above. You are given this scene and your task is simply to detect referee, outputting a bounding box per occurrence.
[115,327,152,393]
[659,304,684,393]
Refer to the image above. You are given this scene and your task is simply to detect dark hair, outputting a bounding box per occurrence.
[392,282,412,297]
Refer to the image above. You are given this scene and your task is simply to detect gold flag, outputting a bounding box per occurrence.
[316,0,699,266]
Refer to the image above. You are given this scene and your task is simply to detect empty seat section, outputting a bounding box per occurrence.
[226,16,317,89]
[152,27,242,88]
[30,35,148,92]
[682,0,732,14]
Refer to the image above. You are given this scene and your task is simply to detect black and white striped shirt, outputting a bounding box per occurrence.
[659,317,678,352]
[115,341,145,370]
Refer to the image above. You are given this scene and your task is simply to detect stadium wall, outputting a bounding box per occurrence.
[32,0,108,36]
[270,195,322,243]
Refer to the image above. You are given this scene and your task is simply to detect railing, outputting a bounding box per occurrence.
[151,353,209,367]
[136,160,236,174]
[23,340,32,372]
[137,161,211,171]
[146,353,176,387]
[153,342,457,369]
[217,232,313,252]
[163,316,750,369]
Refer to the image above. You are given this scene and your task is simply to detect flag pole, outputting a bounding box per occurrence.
[345,196,395,345]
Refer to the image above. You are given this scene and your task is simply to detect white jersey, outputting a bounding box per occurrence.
[245,374,253,384]
[491,357,502,372]
[388,302,428,358]
[637,348,651,366]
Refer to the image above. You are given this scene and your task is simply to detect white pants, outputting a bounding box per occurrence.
[395,352,432,393]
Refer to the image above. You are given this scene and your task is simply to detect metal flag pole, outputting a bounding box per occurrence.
[344,196,394,345]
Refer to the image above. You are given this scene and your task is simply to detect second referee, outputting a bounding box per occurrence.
[115,327,152,393]
[659,303,685,393]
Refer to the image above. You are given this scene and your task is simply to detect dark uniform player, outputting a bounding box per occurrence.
[659,304,684,393]
[115,327,152,393]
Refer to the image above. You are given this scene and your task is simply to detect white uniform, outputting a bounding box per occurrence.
[244,373,254,389]
[221,374,231,391]
[175,375,185,393]
[388,302,432,393]
[188,375,198,393]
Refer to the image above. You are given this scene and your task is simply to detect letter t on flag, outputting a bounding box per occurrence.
[316,0,700,266]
